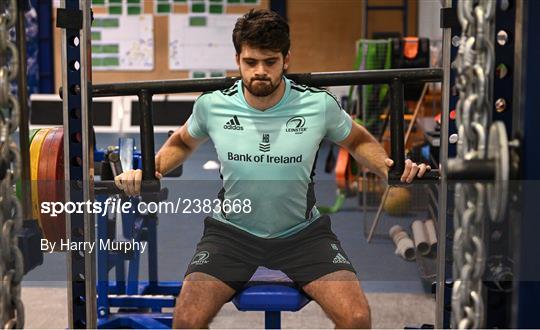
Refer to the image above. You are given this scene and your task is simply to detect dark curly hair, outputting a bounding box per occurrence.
[232,9,290,57]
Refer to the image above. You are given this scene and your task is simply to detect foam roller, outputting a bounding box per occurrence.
[389,225,415,261]
[424,219,438,253]
[412,220,430,256]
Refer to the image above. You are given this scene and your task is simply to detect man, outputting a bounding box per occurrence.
[115,9,430,329]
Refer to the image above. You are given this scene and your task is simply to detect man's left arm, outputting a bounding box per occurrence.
[336,120,430,183]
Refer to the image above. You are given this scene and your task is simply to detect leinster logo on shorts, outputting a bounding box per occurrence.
[333,253,350,264]
[285,116,307,134]
[190,251,210,265]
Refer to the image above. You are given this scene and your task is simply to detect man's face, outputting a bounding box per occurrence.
[236,45,290,97]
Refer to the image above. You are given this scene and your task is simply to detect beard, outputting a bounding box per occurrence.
[242,69,284,97]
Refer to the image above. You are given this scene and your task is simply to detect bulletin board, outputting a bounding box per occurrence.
[53,0,418,90]
[91,15,154,71]
[168,14,238,71]
[53,0,268,89]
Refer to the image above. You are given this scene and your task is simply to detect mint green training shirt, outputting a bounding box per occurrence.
[187,77,353,238]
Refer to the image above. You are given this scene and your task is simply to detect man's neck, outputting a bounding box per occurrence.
[243,78,285,111]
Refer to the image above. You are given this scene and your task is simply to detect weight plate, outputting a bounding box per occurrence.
[38,127,65,248]
[16,128,42,200]
[30,128,51,225]
[487,121,509,223]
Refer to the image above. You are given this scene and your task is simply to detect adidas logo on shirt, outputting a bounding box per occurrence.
[223,115,244,130]
[333,253,351,264]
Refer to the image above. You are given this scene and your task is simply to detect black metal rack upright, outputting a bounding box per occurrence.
[57,0,96,327]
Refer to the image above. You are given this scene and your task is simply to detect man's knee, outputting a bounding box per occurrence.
[173,295,214,329]
[172,273,234,328]
[335,304,371,329]
[350,307,371,329]
[173,308,209,329]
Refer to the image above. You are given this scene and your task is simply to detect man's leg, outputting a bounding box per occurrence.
[269,216,369,328]
[174,217,260,328]
[302,270,371,329]
[173,272,236,328]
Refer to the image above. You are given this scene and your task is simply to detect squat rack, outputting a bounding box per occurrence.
[57,1,449,328]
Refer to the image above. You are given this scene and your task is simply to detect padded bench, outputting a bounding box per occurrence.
[99,267,310,329]
[233,267,311,329]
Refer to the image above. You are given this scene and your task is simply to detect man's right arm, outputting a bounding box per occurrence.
[155,124,207,176]
[114,123,206,196]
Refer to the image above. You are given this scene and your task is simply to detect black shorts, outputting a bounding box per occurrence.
[185,215,356,291]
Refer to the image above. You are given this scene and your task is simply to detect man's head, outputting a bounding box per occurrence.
[233,9,290,97]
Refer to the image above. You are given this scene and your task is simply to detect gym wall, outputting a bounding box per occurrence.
[288,0,417,73]
[52,0,418,91]
[52,0,269,90]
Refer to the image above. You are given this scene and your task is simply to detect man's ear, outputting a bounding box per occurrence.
[235,53,240,66]
[283,51,290,70]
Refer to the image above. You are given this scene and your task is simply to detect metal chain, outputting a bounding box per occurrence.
[0,0,24,328]
[451,0,495,328]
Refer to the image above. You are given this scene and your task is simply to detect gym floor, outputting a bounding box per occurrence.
[22,133,436,328]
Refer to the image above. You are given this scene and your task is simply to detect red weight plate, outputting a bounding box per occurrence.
[38,127,65,250]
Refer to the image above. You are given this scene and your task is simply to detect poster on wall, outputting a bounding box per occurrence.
[168,14,238,70]
[92,15,154,71]
[157,0,261,15]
